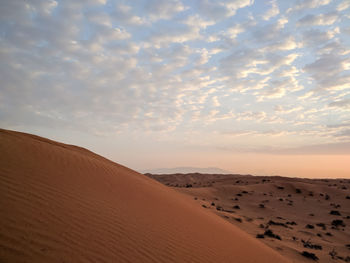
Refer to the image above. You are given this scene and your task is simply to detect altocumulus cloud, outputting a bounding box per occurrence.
[1,0,350,153]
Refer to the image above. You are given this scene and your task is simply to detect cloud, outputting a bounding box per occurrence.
[261,0,279,21]
[112,4,145,26]
[303,54,350,90]
[327,122,350,128]
[329,99,350,109]
[301,29,334,47]
[148,23,201,47]
[337,1,350,11]
[221,24,245,40]
[270,142,350,155]
[334,129,350,138]
[274,105,303,114]
[287,0,332,13]
[195,0,254,21]
[144,0,186,21]
[257,87,286,101]
[297,12,339,26]
[262,36,301,51]
[343,27,350,35]
[236,111,267,121]
[1,0,350,156]
[298,91,314,100]
[183,14,215,29]
[218,141,350,155]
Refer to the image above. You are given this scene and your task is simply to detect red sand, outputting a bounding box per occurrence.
[0,129,289,262]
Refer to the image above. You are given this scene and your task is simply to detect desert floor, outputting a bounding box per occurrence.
[147,173,350,262]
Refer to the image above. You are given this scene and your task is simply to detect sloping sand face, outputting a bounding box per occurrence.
[0,129,289,263]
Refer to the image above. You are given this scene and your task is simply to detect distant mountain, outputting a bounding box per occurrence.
[142,167,233,174]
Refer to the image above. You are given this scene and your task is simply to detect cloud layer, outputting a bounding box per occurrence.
[1,0,350,155]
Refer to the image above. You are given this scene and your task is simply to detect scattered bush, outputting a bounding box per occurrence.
[256,234,265,239]
[306,224,315,229]
[216,206,223,211]
[301,251,318,261]
[332,219,345,227]
[264,229,281,240]
[234,217,242,223]
[233,205,240,209]
[330,210,341,216]
[329,249,337,259]
[302,239,322,250]
[268,220,287,228]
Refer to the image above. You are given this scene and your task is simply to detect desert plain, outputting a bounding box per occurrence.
[147,173,350,262]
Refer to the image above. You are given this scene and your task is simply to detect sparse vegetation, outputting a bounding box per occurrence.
[301,251,318,261]
[233,217,242,223]
[216,206,223,211]
[331,219,345,228]
[302,239,322,250]
[268,220,287,228]
[264,229,281,240]
[306,224,315,229]
[330,210,341,216]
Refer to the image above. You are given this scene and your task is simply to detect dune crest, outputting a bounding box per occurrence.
[0,129,289,262]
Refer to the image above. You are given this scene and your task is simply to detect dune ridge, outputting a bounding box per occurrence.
[0,129,289,262]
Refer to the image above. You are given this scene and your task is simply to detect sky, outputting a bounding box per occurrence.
[1,0,350,178]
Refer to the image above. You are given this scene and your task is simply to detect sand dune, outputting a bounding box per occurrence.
[0,129,289,263]
[149,173,350,262]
